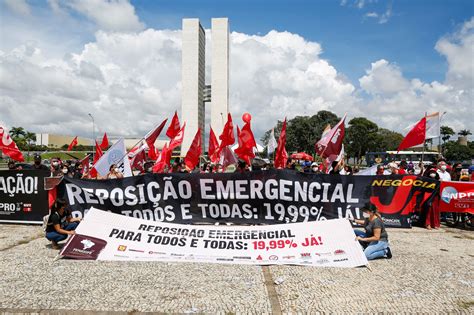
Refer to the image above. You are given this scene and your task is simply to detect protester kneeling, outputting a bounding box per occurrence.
[45,199,81,249]
[352,204,392,260]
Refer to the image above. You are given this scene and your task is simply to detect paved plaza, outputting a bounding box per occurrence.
[0,224,473,314]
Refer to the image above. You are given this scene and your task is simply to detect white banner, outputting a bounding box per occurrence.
[94,138,132,177]
[60,208,368,267]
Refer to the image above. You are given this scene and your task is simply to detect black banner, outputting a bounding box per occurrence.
[59,170,439,228]
[0,170,50,224]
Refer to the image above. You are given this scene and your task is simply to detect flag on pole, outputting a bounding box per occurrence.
[169,123,186,150]
[129,146,147,173]
[81,154,90,174]
[90,141,103,178]
[166,111,181,139]
[315,115,346,159]
[208,126,220,164]
[274,118,288,169]
[144,119,168,160]
[267,128,277,154]
[93,138,132,177]
[0,126,24,162]
[184,128,202,170]
[397,117,427,151]
[100,132,109,150]
[219,145,238,169]
[404,112,440,140]
[153,142,172,173]
[234,122,257,165]
[67,136,78,151]
[219,113,235,148]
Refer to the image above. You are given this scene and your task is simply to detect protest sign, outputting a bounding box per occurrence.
[439,181,474,214]
[59,171,438,228]
[0,170,49,223]
[60,208,368,267]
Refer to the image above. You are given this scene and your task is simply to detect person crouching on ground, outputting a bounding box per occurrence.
[351,204,392,260]
[45,199,81,249]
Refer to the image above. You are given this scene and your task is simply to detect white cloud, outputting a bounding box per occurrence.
[4,0,31,16]
[60,0,145,32]
[365,12,378,18]
[359,59,410,95]
[378,3,393,24]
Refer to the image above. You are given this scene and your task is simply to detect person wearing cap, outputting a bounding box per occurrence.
[32,154,49,171]
[351,205,392,260]
[310,162,320,174]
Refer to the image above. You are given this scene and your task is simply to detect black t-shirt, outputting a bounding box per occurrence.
[364,217,388,242]
[33,164,49,171]
[46,209,71,233]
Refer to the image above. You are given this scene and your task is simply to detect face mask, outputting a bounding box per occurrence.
[312,167,318,172]
[62,169,68,174]
[430,173,436,178]
[114,168,120,173]
[147,168,152,172]
[440,165,447,171]
[52,162,58,167]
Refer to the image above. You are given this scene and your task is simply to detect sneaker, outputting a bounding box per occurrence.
[385,247,392,259]
[51,241,60,250]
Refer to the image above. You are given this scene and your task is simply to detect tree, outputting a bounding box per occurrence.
[9,126,26,139]
[441,126,455,143]
[458,129,472,137]
[374,128,404,151]
[261,110,340,154]
[345,117,379,164]
[444,141,474,162]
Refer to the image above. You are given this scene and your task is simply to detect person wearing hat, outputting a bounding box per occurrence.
[32,154,49,171]
[351,204,392,260]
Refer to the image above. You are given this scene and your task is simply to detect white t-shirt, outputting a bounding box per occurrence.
[437,169,451,181]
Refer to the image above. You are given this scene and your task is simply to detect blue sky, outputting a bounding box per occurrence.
[0,0,472,141]
[133,0,473,83]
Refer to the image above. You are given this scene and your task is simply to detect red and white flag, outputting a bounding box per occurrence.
[100,132,109,150]
[234,122,257,165]
[129,146,147,173]
[169,122,186,150]
[398,116,427,151]
[153,142,172,173]
[166,111,181,139]
[144,119,168,160]
[0,126,24,162]
[67,136,78,151]
[184,128,202,170]
[81,155,90,174]
[219,145,238,169]
[315,115,346,159]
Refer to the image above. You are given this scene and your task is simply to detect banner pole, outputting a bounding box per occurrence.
[421,112,427,173]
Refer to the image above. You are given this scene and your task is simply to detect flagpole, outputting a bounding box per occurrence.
[421,112,427,173]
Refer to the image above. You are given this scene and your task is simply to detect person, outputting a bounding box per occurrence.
[7,160,21,170]
[286,158,296,170]
[50,158,62,176]
[45,199,80,249]
[450,163,463,181]
[398,161,408,175]
[376,164,385,175]
[384,162,399,175]
[310,162,320,174]
[351,205,392,260]
[106,164,124,179]
[328,161,342,174]
[437,160,451,181]
[422,166,441,229]
[32,154,49,171]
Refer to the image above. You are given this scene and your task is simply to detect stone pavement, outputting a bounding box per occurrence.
[0,224,472,314]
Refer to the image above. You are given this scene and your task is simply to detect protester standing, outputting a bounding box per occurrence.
[106,164,124,179]
[32,154,49,171]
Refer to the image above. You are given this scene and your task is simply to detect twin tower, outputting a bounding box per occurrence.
[181,18,229,156]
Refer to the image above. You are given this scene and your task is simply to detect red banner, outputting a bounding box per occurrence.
[439,181,474,214]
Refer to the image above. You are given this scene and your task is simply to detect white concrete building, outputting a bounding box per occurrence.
[211,18,230,138]
[181,19,206,156]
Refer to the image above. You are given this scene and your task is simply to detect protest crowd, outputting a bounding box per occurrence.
[1,111,473,263]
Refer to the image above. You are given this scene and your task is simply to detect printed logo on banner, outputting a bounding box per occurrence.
[315,252,332,257]
[22,203,32,212]
[60,234,107,260]
[269,255,278,261]
[233,256,251,260]
[148,251,166,255]
[300,253,311,258]
[334,249,346,255]
[316,258,330,264]
[283,255,295,259]
[441,186,457,203]
[333,258,349,262]
[117,245,127,251]
[256,255,263,260]
[129,249,145,253]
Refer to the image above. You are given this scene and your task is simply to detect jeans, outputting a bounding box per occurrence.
[354,229,367,238]
[46,222,78,243]
[364,240,389,260]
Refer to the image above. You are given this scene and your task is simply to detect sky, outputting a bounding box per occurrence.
[0,0,473,143]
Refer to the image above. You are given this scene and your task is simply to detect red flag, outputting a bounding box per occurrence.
[219,145,238,169]
[166,111,181,139]
[81,155,90,174]
[90,141,103,178]
[208,126,220,164]
[67,136,78,151]
[169,122,186,150]
[153,143,172,173]
[219,113,235,148]
[144,119,167,161]
[397,117,426,151]
[130,147,146,173]
[235,122,257,165]
[274,119,288,169]
[315,115,346,159]
[0,127,24,162]
[100,132,109,150]
[185,128,202,170]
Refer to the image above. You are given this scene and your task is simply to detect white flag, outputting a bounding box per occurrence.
[94,138,132,177]
[405,112,440,140]
[267,128,277,154]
